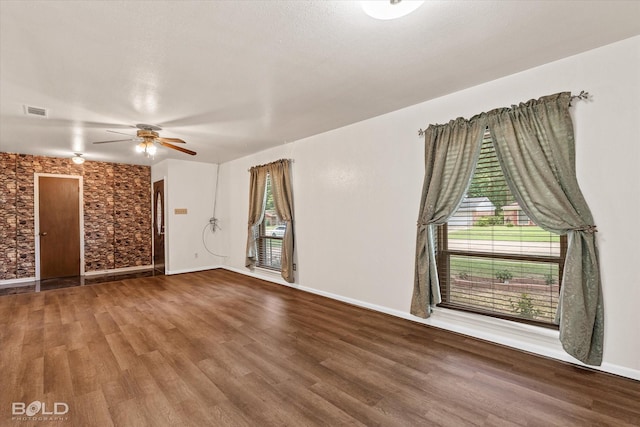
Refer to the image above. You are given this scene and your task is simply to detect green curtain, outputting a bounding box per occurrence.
[411,117,486,318]
[487,92,603,365]
[267,159,295,283]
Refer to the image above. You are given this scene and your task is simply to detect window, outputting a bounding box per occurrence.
[257,173,287,271]
[437,130,567,326]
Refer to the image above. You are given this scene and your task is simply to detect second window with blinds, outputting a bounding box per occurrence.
[257,173,287,271]
[437,129,567,327]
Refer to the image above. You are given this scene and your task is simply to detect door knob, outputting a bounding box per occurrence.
[39,231,48,237]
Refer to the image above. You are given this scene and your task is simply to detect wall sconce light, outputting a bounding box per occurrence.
[71,153,85,164]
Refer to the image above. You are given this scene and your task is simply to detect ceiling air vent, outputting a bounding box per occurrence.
[23,105,48,118]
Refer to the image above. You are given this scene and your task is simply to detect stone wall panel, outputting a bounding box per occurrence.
[0,153,151,280]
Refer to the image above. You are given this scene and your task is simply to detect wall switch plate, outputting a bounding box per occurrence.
[174,208,188,215]
[293,263,297,271]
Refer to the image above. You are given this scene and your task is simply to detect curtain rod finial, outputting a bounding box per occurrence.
[570,90,590,106]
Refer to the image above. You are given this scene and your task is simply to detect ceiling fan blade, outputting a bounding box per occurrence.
[157,137,186,144]
[107,130,136,137]
[93,138,137,144]
[159,141,197,156]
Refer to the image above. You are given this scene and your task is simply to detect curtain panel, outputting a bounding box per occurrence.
[411,117,486,317]
[413,92,603,365]
[487,92,603,365]
[245,159,295,283]
[266,159,295,283]
[245,166,268,269]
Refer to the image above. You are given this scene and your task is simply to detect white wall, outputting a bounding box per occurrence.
[217,36,640,379]
[151,159,224,274]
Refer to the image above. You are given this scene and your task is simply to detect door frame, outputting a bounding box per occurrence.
[34,173,85,280]
[152,177,168,273]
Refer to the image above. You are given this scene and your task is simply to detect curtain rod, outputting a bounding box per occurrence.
[417,90,590,137]
[247,158,294,172]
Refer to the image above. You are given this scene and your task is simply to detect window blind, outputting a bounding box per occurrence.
[257,173,287,271]
[438,129,566,325]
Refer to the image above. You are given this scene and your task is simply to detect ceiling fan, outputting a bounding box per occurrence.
[92,124,196,157]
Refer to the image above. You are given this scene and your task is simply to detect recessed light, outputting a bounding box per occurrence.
[362,0,424,20]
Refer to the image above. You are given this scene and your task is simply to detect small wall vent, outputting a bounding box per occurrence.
[23,105,48,118]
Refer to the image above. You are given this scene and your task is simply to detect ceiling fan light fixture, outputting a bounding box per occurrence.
[135,140,157,157]
[71,153,85,164]
[93,124,196,156]
[361,0,424,20]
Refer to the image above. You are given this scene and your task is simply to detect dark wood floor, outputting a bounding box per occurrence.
[0,269,638,426]
[0,269,160,296]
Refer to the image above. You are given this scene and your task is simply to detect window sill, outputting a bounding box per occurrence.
[426,305,562,354]
[254,266,282,276]
[436,302,559,330]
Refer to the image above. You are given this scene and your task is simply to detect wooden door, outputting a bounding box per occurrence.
[153,180,165,274]
[38,176,81,279]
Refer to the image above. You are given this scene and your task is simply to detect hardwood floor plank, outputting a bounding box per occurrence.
[68,346,99,396]
[100,374,138,409]
[43,345,74,401]
[12,330,42,373]
[72,390,114,427]
[139,350,200,405]
[62,321,87,352]
[109,398,153,427]
[206,400,255,427]
[160,352,228,406]
[43,294,62,325]
[273,378,366,426]
[234,372,320,425]
[309,381,407,427]
[16,356,45,404]
[119,324,154,356]
[95,311,121,336]
[87,338,122,384]
[196,361,281,426]
[106,332,139,371]
[1,269,638,426]
[27,308,44,331]
[43,321,66,349]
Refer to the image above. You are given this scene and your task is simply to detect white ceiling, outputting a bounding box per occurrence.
[1,1,639,166]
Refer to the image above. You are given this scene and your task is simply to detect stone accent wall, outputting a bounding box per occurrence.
[0,153,151,280]
[84,161,115,271]
[114,163,152,268]
[0,154,17,279]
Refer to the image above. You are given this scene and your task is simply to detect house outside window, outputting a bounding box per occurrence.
[257,173,287,270]
[437,130,567,326]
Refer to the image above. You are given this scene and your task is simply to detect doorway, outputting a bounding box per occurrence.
[153,180,166,274]
[36,175,83,279]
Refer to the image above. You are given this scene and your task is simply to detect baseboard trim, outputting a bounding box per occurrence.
[220,266,640,381]
[166,265,222,275]
[0,277,36,288]
[84,265,154,277]
[224,266,291,286]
